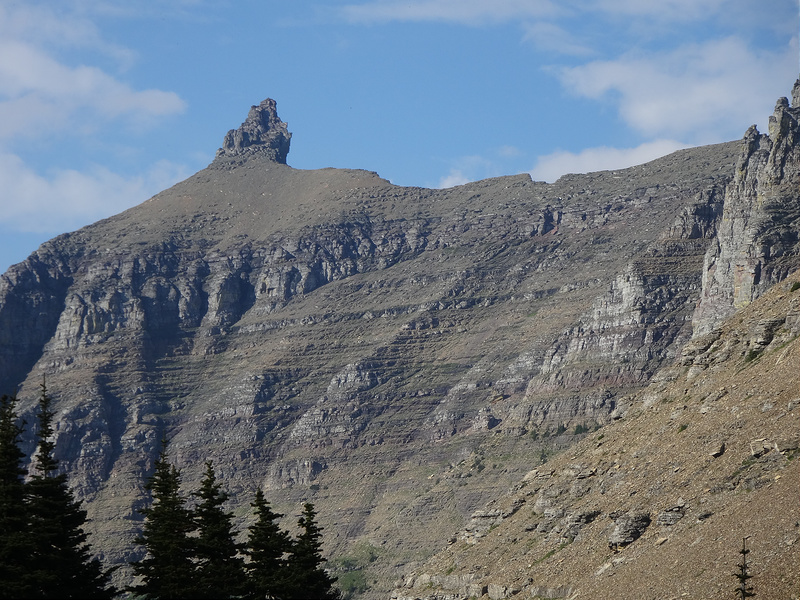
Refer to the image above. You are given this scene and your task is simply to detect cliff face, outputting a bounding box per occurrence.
[693,79,800,334]
[0,80,798,597]
[393,268,800,600]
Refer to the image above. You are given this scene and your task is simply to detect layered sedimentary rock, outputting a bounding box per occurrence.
[392,262,800,600]
[693,78,800,334]
[0,80,798,597]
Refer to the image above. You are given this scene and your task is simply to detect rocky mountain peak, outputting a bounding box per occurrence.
[216,98,291,163]
[792,76,800,108]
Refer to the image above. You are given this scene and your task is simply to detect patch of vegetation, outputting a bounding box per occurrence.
[743,349,761,363]
[573,421,600,435]
[730,456,758,480]
[790,281,800,292]
[678,424,688,433]
[332,541,384,598]
[538,448,549,465]
[532,541,570,566]
[337,571,368,598]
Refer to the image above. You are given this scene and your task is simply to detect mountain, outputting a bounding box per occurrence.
[392,261,800,600]
[0,80,797,597]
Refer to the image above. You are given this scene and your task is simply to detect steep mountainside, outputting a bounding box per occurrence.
[0,79,798,597]
[393,266,800,600]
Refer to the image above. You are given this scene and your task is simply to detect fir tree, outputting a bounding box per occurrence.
[192,460,247,599]
[129,438,197,600]
[26,382,116,599]
[283,502,341,600]
[733,537,755,598]
[244,488,292,599]
[0,393,36,598]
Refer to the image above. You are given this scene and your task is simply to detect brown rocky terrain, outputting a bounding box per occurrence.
[393,268,800,599]
[0,77,798,598]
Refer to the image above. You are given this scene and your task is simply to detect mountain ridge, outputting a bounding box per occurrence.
[0,78,797,598]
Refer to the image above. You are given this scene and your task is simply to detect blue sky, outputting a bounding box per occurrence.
[0,0,797,274]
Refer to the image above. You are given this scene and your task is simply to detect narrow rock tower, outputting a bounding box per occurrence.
[216,98,291,163]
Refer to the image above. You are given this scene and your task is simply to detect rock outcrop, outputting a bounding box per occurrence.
[692,79,800,335]
[216,98,291,163]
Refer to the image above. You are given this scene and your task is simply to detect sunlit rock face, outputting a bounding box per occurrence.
[693,79,800,335]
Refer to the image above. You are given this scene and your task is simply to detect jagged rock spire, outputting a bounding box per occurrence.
[216,98,291,163]
[792,76,800,109]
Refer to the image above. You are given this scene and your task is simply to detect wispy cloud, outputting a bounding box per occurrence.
[0,152,190,233]
[339,0,559,25]
[0,40,185,140]
[557,36,798,143]
[0,1,188,236]
[588,0,729,21]
[0,2,132,61]
[530,139,688,183]
[435,151,516,188]
[522,21,594,56]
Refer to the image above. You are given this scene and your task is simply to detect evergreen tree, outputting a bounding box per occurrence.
[0,393,36,598]
[26,382,116,599]
[283,502,340,600]
[244,488,292,599]
[129,438,197,600]
[192,460,247,599]
[733,537,755,598]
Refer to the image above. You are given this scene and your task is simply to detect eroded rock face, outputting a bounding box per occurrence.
[216,98,291,163]
[693,78,800,335]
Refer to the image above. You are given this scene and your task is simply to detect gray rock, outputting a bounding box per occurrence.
[693,79,800,335]
[608,512,651,550]
[216,98,291,163]
[656,505,685,526]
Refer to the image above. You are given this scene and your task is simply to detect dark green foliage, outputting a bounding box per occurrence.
[128,447,342,600]
[283,503,341,600]
[129,439,198,600]
[245,488,292,599]
[26,382,117,599]
[192,461,247,599]
[0,393,36,598]
[733,537,755,598]
[1,382,344,600]
[743,349,760,363]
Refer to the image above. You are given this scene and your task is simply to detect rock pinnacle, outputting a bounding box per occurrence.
[216,98,291,163]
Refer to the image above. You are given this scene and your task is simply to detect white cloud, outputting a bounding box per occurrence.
[587,0,730,21]
[0,40,185,140]
[0,2,130,60]
[0,152,190,233]
[434,153,507,188]
[522,21,594,56]
[529,139,688,183]
[340,0,559,25]
[557,36,799,144]
[438,169,471,188]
